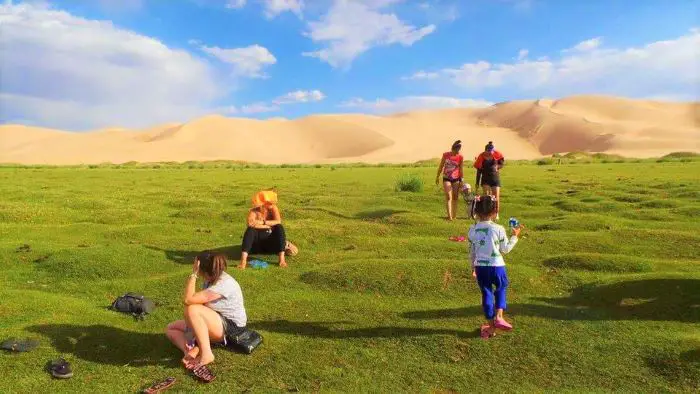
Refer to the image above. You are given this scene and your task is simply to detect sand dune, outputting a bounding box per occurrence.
[1,95,698,165]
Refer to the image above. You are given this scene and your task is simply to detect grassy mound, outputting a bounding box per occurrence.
[542,253,653,273]
[1,161,699,392]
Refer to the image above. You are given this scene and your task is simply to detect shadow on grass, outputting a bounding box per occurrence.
[145,245,242,265]
[301,207,409,221]
[26,324,177,367]
[252,320,479,339]
[403,279,700,323]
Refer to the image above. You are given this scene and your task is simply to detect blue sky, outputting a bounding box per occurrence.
[1,0,698,130]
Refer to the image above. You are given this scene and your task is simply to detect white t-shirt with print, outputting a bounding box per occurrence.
[468,221,518,267]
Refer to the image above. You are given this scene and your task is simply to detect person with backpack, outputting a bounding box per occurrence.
[473,141,505,220]
[166,252,246,382]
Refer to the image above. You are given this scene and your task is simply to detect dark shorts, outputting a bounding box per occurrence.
[218,313,245,345]
[481,175,501,187]
[443,177,462,184]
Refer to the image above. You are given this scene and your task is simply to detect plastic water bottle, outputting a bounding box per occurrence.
[509,217,519,228]
[249,260,269,269]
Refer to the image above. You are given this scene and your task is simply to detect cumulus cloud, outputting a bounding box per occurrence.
[303,0,436,68]
[222,89,325,116]
[0,2,223,130]
[339,96,493,113]
[405,29,700,99]
[262,0,303,18]
[200,44,276,78]
[272,89,325,104]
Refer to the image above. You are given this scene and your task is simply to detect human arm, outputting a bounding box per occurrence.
[458,158,464,180]
[468,229,477,278]
[247,210,272,230]
[183,258,223,305]
[498,226,520,254]
[436,155,446,184]
[475,169,482,187]
[262,205,282,227]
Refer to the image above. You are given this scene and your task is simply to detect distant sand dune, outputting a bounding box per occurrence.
[1,95,698,165]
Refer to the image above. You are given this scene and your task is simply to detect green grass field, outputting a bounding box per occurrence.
[1,160,699,393]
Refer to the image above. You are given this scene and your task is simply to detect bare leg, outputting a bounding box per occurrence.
[443,181,454,220]
[239,251,249,269]
[166,320,199,367]
[184,304,226,366]
[482,184,492,196]
[451,182,461,219]
[496,309,504,320]
[493,186,501,219]
[278,251,287,268]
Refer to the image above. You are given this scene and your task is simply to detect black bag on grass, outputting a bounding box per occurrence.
[226,329,262,354]
[110,292,155,320]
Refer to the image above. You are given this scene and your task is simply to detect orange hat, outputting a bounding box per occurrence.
[251,190,277,208]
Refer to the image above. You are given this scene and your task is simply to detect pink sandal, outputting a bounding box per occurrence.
[449,236,466,242]
[494,318,513,331]
[480,324,496,340]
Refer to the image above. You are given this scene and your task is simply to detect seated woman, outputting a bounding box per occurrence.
[239,190,296,269]
[165,252,246,380]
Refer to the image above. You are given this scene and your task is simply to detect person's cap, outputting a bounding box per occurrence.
[252,190,278,207]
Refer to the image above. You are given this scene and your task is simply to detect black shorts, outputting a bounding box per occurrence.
[443,177,462,184]
[481,175,501,187]
[218,313,246,345]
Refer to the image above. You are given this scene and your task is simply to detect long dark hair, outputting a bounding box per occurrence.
[451,140,462,152]
[197,251,227,284]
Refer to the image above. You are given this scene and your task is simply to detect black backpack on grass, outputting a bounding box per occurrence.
[110,292,155,320]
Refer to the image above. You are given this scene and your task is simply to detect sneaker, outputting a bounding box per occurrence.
[48,358,73,379]
[494,317,513,331]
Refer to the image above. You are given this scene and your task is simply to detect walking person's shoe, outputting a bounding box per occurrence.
[47,358,73,379]
[494,317,513,331]
[480,324,497,340]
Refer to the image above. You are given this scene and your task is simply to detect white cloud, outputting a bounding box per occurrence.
[225,0,247,9]
[223,102,280,115]
[0,2,223,130]
[262,0,303,18]
[568,37,602,52]
[517,49,528,60]
[405,29,700,99]
[273,89,325,104]
[339,96,494,113]
[200,44,276,78]
[303,0,436,68]
[221,89,325,116]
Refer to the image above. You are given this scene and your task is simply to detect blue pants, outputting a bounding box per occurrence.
[475,266,509,320]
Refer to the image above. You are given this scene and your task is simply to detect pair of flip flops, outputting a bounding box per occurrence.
[184,361,215,383]
[448,235,466,242]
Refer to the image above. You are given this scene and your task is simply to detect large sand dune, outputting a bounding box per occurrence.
[1,95,698,165]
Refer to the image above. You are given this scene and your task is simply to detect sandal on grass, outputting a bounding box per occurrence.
[448,236,466,242]
[1,338,40,353]
[480,324,497,340]
[191,364,215,383]
[46,358,73,379]
[142,377,176,394]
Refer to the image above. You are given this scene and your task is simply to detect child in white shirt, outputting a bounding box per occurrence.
[468,195,522,339]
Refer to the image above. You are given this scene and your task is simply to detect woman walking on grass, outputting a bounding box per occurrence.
[468,195,521,339]
[436,140,464,220]
[166,252,246,382]
[239,190,297,269]
[473,141,504,220]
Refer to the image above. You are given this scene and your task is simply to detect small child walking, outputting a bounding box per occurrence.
[467,195,522,339]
